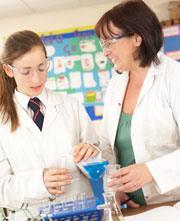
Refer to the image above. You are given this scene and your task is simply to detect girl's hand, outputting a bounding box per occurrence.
[43,168,72,195]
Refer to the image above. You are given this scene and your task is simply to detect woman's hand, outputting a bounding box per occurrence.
[115,192,140,208]
[43,168,72,195]
[73,143,99,163]
[108,163,153,192]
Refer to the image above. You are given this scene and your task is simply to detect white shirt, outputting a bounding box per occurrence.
[15,89,47,117]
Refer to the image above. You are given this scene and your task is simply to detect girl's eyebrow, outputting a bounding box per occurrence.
[19,60,46,68]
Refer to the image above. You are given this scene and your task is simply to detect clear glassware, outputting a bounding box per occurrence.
[101,163,125,221]
[102,192,124,221]
[103,164,121,194]
[59,154,80,183]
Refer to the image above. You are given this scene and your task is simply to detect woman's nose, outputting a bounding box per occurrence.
[103,47,111,58]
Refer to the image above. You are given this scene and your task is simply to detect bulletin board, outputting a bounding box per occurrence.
[39,25,179,121]
[40,26,113,120]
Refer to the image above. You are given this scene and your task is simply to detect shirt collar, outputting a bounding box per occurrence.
[14,88,48,110]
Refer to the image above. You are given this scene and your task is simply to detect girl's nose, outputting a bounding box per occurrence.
[31,70,41,83]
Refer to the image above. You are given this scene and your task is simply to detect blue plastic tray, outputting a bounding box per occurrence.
[39,197,103,220]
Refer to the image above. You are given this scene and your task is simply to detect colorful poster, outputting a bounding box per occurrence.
[40,27,113,120]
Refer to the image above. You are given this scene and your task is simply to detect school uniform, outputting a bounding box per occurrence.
[0,88,98,220]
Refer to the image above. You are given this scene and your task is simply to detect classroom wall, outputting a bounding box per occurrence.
[0,1,171,134]
[0,3,117,37]
[0,1,170,45]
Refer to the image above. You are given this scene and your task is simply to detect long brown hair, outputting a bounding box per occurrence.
[0,30,47,132]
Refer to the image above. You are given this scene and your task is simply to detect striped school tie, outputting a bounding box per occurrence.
[28,97,44,131]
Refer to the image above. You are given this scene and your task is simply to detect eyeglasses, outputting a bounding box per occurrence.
[100,34,127,49]
[8,58,50,77]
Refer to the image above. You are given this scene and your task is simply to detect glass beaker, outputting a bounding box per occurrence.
[102,164,124,220]
[103,164,121,194]
[102,192,124,221]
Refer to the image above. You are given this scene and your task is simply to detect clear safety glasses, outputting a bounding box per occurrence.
[100,34,127,49]
[8,58,50,77]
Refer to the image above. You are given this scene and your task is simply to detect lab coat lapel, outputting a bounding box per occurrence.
[110,72,129,147]
[17,104,41,134]
[16,92,62,133]
[42,94,61,131]
[136,64,160,107]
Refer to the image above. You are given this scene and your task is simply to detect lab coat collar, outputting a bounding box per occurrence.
[150,51,164,76]
[42,90,64,131]
[134,54,164,108]
[14,88,48,111]
[14,88,62,134]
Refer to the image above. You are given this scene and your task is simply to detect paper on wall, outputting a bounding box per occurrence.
[46,77,56,90]
[81,54,94,71]
[69,71,82,88]
[69,92,84,103]
[54,56,66,74]
[83,72,97,88]
[56,75,69,90]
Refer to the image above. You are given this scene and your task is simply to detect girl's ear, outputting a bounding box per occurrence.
[2,64,14,78]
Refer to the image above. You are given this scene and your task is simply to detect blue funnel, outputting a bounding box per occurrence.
[83,161,109,180]
[83,161,109,205]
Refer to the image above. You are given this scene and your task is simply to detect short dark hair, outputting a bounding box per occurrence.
[95,0,163,67]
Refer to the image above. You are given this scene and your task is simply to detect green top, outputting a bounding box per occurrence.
[115,112,146,206]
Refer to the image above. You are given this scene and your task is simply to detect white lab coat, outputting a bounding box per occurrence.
[0,88,98,220]
[100,52,180,204]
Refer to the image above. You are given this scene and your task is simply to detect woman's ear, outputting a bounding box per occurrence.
[2,64,14,78]
[133,33,142,47]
